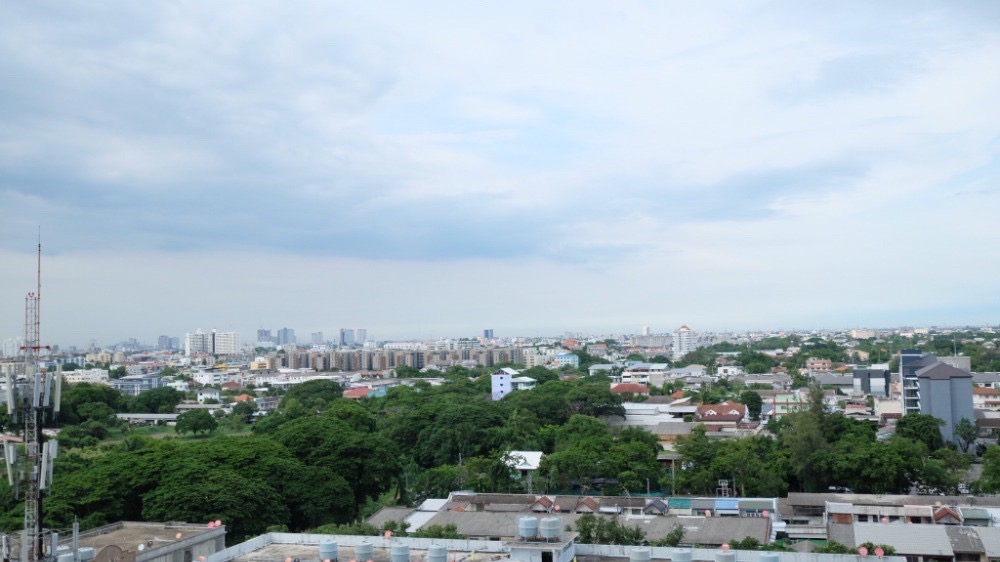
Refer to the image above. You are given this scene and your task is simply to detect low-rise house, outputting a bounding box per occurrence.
[512,376,537,391]
[610,383,650,397]
[974,386,1000,410]
[695,400,747,427]
[197,388,221,404]
[111,374,164,397]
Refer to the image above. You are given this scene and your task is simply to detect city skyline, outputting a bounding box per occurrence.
[2,2,999,345]
[3,320,996,354]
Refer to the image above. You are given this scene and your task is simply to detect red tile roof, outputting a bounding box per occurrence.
[611,383,650,395]
[343,387,370,399]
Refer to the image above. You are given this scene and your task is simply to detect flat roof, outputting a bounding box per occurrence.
[66,522,220,553]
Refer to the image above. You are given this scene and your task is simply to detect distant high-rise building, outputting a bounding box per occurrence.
[2,337,23,358]
[277,328,296,345]
[484,329,494,339]
[185,330,211,356]
[672,325,696,360]
[184,329,240,356]
[642,326,651,336]
[355,329,367,344]
[311,332,324,345]
[340,328,355,347]
[211,330,240,355]
[257,329,274,343]
[157,335,172,350]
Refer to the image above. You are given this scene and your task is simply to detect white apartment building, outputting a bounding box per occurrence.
[672,325,696,360]
[185,329,241,356]
[61,368,110,384]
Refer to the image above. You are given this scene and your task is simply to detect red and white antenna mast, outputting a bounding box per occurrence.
[7,236,60,562]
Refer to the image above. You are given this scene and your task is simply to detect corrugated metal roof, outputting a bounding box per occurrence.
[946,526,984,553]
[962,508,991,520]
[366,507,416,529]
[738,499,774,510]
[976,527,1000,557]
[715,499,739,510]
[668,498,691,509]
[853,523,953,556]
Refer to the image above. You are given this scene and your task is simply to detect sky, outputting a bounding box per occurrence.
[1,1,999,348]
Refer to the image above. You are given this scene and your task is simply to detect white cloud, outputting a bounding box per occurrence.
[1,1,999,343]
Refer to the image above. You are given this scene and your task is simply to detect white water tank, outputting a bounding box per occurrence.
[540,517,561,541]
[319,540,338,561]
[671,549,692,562]
[716,551,736,562]
[518,517,539,540]
[630,547,651,562]
[428,544,447,562]
[390,544,409,562]
[355,542,373,562]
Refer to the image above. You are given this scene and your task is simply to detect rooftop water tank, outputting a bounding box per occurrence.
[57,553,73,562]
[427,545,448,562]
[540,517,561,541]
[518,517,539,540]
[355,542,373,562]
[319,540,338,561]
[630,547,651,562]
[78,547,96,562]
[671,549,692,562]
[390,544,409,562]
[716,551,736,562]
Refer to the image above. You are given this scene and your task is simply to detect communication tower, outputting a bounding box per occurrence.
[3,241,62,562]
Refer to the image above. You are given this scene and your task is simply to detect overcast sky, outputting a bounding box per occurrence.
[2,1,999,348]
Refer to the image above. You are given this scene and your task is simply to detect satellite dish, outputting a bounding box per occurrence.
[215,520,222,526]
[207,522,215,528]
[859,547,869,556]
[175,533,183,540]
[138,545,145,552]
[705,510,712,517]
[875,548,884,558]
[384,531,392,539]
[762,510,769,517]
[721,544,730,552]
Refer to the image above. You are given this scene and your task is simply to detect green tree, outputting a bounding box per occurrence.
[896,413,945,451]
[175,409,218,435]
[739,390,763,421]
[954,417,978,453]
[129,387,182,414]
[976,445,1000,493]
[411,524,465,539]
[142,467,288,542]
[232,401,257,423]
[60,383,127,424]
[280,380,343,411]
